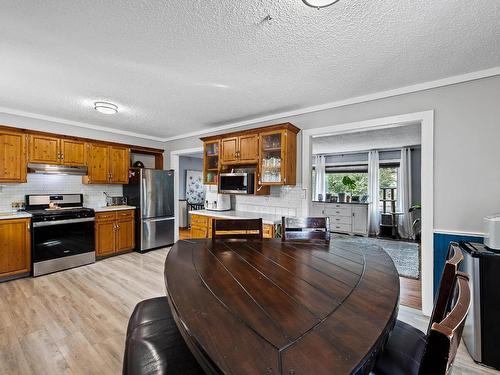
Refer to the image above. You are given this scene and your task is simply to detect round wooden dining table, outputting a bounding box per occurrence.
[164,238,400,375]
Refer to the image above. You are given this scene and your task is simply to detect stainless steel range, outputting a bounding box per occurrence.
[26,194,95,277]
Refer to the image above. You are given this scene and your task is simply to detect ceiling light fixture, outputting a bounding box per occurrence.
[302,0,340,9]
[94,101,118,115]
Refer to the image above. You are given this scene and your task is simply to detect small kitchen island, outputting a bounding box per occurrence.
[189,210,282,239]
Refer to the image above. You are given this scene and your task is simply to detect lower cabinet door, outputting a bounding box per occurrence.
[117,218,135,252]
[95,220,116,256]
[0,218,31,277]
[191,224,208,239]
[263,224,274,239]
[352,205,369,235]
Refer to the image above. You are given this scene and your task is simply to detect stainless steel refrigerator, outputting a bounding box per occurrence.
[124,169,175,252]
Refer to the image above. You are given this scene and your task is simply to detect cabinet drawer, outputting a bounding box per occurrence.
[191,214,208,226]
[330,223,351,233]
[325,205,352,217]
[116,210,134,219]
[95,212,117,221]
[329,215,352,225]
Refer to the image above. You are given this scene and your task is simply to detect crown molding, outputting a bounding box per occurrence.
[0,107,165,142]
[0,67,498,143]
[162,66,500,142]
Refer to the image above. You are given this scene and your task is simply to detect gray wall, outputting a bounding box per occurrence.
[411,148,421,206]
[164,75,500,234]
[179,156,203,199]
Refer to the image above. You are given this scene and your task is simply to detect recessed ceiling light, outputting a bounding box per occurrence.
[94,101,118,115]
[302,0,340,9]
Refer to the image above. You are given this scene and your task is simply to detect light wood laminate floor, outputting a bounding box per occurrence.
[0,248,497,374]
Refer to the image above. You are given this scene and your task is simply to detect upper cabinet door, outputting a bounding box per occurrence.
[0,130,27,183]
[238,134,259,163]
[28,134,60,164]
[87,143,110,184]
[61,139,87,166]
[203,141,219,185]
[221,137,238,164]
[109,146,130,184]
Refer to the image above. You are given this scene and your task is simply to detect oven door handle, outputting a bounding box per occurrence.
[33,217,95,227]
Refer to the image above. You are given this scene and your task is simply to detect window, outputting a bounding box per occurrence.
[379,164,399,211]
[325,165,368,197]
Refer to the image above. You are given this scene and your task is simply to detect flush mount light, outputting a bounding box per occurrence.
[94,101,118,115]
[302,0,341,9]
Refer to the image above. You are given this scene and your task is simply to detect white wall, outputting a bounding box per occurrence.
[164,75,500,234]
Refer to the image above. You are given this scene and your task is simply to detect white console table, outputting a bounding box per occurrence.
[311,202,370,236]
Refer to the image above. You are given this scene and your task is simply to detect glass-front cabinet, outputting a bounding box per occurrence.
[203,140,219,185]
[259,128,297,185]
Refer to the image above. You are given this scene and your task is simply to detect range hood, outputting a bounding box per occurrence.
[27,163,88,176]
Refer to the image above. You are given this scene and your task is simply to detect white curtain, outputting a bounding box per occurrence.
[368,151,380,235]
[313,155,326,201]
[397,148,413,239]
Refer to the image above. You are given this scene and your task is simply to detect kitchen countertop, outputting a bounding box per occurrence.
[93,205,136,212]
[189,210,285,225]
[0,212,32,220]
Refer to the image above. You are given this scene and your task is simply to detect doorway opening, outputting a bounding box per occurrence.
[302,111,434,315]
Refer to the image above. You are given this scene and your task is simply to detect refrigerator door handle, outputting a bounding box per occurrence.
[141,176,147,217]
[142,217,175,223]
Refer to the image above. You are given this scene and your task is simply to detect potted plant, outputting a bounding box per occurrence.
[340,176,356,202]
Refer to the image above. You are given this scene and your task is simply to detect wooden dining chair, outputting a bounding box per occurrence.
[281,217,330,242]
[372,242,467,375]
[212,218,263,240]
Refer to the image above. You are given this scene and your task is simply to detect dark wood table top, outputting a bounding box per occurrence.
[164,238,400,375]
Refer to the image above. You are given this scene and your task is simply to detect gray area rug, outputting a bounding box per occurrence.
[332,234,420,279]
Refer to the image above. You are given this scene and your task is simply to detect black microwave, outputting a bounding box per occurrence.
[219,173,255,194]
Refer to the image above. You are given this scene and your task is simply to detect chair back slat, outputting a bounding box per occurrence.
[419,273,471,375]
[212,219,263,240]
[282,217,330,242]
[429,242,464,333]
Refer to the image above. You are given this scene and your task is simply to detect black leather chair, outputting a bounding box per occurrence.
[373,242,467,375]
[123,297,205,375]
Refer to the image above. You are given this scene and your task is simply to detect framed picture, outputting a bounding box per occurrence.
[185,170,205,204]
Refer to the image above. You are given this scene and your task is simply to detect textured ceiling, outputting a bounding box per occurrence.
[0,1,499,139]
[312,123,421,154]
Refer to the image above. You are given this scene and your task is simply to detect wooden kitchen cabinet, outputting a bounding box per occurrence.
[203,140,220,185]
[0,218,31,279]
[95,210,135,257]
[28,134,60,164]
[86,144,129,184]
[220,133,259,164]
[0,129,27,183]
[29,134,86,166]
[238,134,259,162]
[109,146,130,184]
[201,123,299,191]
[60,139,86,166]
[221,137,238,164]
[259,128,297,186]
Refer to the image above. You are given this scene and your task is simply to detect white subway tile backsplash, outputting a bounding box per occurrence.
[0,174,122,211]
[231,184,305,218]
